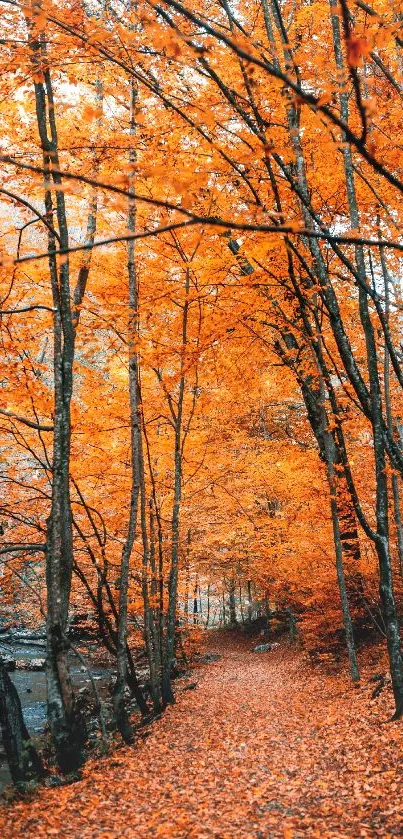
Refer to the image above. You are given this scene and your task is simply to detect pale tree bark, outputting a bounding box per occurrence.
[113,75,148,740]
[27,12,83,770]
[378,241,403,576]
[161,267,191,705]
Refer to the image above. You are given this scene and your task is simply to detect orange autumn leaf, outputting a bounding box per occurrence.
[346,34,371,66]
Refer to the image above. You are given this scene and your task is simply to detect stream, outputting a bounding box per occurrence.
[0,634,111,791]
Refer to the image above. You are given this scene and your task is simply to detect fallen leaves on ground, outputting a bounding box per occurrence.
[2,637,403,838]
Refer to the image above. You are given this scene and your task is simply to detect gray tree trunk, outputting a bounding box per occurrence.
[330,0,403,712]
[26,10,89,770]
[113,76,148,740]
[229,579,237,628]
[161,269,190,705]
[0,660,44,787]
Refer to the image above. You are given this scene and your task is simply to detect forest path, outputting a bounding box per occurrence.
[4,634,403,838]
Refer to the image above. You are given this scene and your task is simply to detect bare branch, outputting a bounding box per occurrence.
[0,543,46,556]
[0,407,53,432]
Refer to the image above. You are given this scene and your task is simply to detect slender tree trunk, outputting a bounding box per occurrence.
[140,468,162,713]
[239,586,244,624]
[114,75,147,741]
[247,579,253,623]
[149,497,164,690]
[264,591,271,637]
[193,579,198,625]
[205,584,211,628]
[161,270,190,705]
[184,532,191,621]
[320,378,360,681]
[379,241,403,576]
[229,579,237,628]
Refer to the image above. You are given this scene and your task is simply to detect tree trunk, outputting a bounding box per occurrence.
[193,579,198,625]
[161,269,190,705]
[229,579,237,628]
[25,11,88,770]
[0,660,44,787]
[379,240,403,576]
[114,75,148,740]
[323,403,360,681]
[329,0,403,712]
[247,579,253,623]
[205,584,211,628]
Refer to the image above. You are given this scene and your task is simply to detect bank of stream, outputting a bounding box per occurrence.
[0,633,111,791]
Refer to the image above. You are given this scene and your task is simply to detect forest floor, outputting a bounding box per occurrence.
[2,632,403,838]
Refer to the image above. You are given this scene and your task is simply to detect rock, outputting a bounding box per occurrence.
[171,664,187,680]
[30,658,46,671]
[15,658,45,671]
[252,643,272,653]
[44,772,82,788]
[0,631,46,645]
[182,682,198,692]
[3,657,16,671]
[44,775,65,788]
[199,652,222,663]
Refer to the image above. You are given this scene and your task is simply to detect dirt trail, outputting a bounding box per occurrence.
[3,635,403,838]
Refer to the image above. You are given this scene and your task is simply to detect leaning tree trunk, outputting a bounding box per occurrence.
[320,381,360,682]
[329,0,403,714]
[0,660,44,787]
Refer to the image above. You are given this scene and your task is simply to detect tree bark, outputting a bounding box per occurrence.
[229,579,237,628]
[113,75,148,740]
[161,269,190,705]
[329,0,403,711]
[26,8,89,770]
[0,660,44,787]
